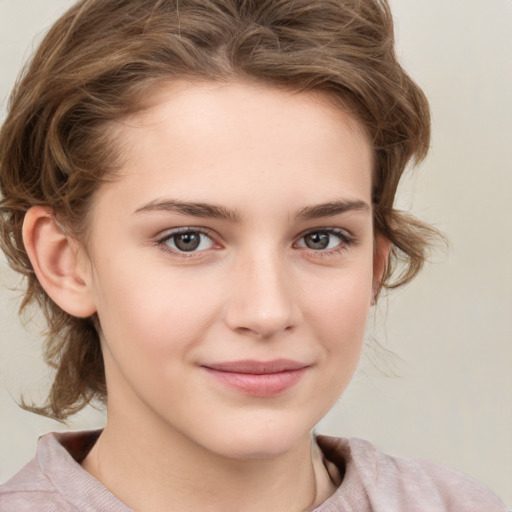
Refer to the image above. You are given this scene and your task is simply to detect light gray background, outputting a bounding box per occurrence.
[1,0,511,505]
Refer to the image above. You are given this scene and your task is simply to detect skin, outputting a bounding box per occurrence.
[25,81,388,511]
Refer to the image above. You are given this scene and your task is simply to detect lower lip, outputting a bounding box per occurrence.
[203,367,308,397]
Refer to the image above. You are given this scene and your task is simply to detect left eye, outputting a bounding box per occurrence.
[297,230,346,251]
[162,230,214,252]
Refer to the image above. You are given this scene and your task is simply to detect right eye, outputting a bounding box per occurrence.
[159,229,215,253]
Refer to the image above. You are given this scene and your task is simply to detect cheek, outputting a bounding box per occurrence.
[92,262,221,371]
[301,261,373,390]
[94,271,215,419]
[304,260,373,338]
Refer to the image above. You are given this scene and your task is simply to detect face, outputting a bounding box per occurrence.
[81,81,383,459]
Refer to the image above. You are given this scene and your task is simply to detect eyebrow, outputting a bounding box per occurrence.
[134,198,370,221]
[134,199,242,222]
[297,200,370,219]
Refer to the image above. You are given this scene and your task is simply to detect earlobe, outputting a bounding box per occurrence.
[22,206,96,318]
[372,235,391,305]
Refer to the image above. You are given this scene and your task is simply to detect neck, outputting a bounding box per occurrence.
[82,410,336,512]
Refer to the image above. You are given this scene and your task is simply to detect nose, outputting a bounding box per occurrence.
[224,251,302,339]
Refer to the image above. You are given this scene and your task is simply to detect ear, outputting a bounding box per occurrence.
[22,206,97,318]
[372,234,391,305]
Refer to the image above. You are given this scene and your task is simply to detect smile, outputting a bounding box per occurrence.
[201,359,310,397]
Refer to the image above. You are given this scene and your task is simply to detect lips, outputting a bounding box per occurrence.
[201,359,310,397]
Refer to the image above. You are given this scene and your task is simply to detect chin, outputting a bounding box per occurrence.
[197,419,313,461]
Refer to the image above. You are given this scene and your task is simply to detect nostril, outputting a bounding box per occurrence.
[232,322,296,339]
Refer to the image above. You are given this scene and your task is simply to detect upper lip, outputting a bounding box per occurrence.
[201,359,309,374]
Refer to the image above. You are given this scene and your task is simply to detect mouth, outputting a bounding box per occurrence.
[200,359,310,397]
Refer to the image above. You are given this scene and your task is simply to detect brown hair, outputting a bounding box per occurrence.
[0,0,440,420]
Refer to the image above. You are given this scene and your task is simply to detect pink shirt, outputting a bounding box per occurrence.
[0,430,508,511]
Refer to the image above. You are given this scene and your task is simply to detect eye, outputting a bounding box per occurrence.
[296,229,352,251]
[160,229,214,253]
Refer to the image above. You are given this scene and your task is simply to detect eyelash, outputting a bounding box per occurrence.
[294,228,356,256]
[156,227,356,258]
[157,227,216,258]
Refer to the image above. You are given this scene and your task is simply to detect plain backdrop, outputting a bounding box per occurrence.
[0,0,511,505]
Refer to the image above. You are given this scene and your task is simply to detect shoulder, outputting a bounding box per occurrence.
[316,435,508,512]
[0,456,70,511]
[0,430,129,512]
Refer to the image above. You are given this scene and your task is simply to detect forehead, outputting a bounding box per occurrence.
[94,80,373,219]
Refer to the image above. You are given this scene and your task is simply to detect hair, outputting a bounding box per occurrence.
[0,0,441,420]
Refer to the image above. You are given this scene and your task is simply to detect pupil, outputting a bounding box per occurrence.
[305,232,329,250]
[175,233,200,251]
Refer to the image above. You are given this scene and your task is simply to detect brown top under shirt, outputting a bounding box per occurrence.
[0,430,508,511]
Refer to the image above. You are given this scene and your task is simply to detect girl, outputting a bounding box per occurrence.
[0,1,508,510]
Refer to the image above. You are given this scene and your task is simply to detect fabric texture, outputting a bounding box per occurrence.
[0,430,508,511]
